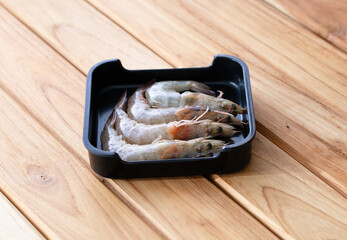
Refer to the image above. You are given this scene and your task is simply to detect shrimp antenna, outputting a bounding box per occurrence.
[105,108,117,127]
[195,107,210,121]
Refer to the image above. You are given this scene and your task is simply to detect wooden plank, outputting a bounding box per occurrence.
[0,89,161,239]
[84,0,347,196]
[262,0,347,52]
[0,192,44,240]
[1,1,346,239]
[0,3,278,239]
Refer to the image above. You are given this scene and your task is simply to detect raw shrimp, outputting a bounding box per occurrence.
[180,91,247,114]
[101,109,224,161]
[145,80,215,107]
[145,81,246,114]
[117,92,237,145]
[128,85,244,125]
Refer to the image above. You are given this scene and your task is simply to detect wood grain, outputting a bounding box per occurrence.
[262,0,347,52]
[85,0,347,196]
[0,3,278,239]
[0,7,163,240]
[0,0,165,74]
[0,89,161,239]
[212,132,347,240]
[0,192,44,240]
[1,0,347,239]
[105,178,280,240]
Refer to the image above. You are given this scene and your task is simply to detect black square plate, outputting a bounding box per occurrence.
[83,54,255,178]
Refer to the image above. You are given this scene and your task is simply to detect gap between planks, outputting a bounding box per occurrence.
[0,179,62,239]
[1,2,86,78]
[206,175,295,240]
[0,2,172,74]
[256,120,347,198]
[259,0,347,53]
[0,191,46,240]
[0,5,276,240]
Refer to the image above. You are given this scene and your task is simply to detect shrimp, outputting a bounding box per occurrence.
[128,85,244,125]
[101,108,224,161]
[117,92,237,145]
[145,81,247,114]
[145,80,215,107]
[180,91,247,114]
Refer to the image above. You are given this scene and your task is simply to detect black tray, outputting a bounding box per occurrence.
[83,54,255,178]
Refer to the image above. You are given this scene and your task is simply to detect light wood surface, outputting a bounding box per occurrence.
[0,3,278,239]
[2,0,347,239]
[213,133,347,240]
[0,192,44,240]
[0,0,165,73]
[263,0,347,52]
[106,178,279,239]
[0,0,346,239]
[86,0,347,196]
[0,89,161,239]
[0,8,163,240]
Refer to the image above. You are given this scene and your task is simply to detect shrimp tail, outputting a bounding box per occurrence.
[116,90,128,111]
[191,81,216,96]
[102,91,128,147]
[107,108,117,127]
[101,107,118,151]
[144,79,156,89]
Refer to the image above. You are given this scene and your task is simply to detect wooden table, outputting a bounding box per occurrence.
[0,0,346,239]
